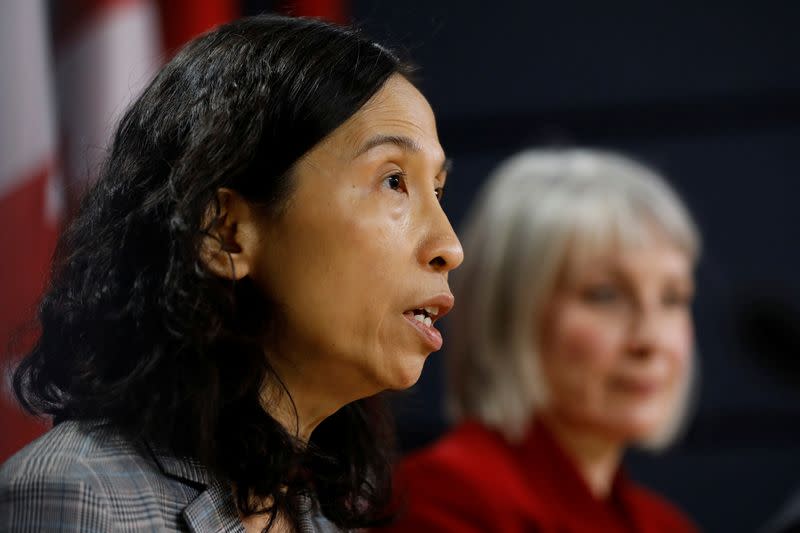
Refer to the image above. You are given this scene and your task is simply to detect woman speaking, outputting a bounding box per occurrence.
[0,15,462,533]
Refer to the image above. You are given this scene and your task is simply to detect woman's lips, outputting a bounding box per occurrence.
[613,378,662,396]
[401,292,454,352]
[403,311,444,351]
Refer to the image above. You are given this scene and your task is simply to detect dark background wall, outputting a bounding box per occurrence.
[271,2,800,531]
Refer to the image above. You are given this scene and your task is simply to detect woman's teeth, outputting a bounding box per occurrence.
[414,313,433,327]
[409,306,438,327]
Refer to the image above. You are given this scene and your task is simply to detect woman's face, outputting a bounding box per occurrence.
[251,75,463,401]
[538,236,694,443]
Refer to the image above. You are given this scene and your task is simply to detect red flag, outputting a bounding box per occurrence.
[289,0,348,24]
[0,0,238,462]
[157,0,237,57]
[0,0,63,462]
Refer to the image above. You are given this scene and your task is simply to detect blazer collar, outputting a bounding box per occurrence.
[146,440,244,533]
[182,480,244,533]
[149,448,212,486]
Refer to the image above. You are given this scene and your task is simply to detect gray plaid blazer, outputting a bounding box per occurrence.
[0,420,339,532]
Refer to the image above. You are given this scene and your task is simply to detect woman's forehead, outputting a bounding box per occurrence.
[560,226,693,280]
[336,76,436,152]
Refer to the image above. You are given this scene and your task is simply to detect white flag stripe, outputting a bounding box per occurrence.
[0,1,58,198]
[57,0,162,189]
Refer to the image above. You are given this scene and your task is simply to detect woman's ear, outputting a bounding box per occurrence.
[199,188,258,280]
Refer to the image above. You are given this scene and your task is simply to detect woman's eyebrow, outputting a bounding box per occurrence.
[355,134,422,157]
[354,134,452,175]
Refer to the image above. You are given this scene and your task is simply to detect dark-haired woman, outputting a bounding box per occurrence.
[0,15,462,533]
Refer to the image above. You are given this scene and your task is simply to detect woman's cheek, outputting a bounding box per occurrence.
[560,311,622,367]
[663,314,694,367]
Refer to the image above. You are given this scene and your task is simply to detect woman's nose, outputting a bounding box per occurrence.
[420,205,464,274]
[627,308,661,357]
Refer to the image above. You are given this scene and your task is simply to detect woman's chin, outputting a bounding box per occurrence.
[569,410,668,444]
[606,417,668,444]
[383,357,427,391]
[600,402,675,442]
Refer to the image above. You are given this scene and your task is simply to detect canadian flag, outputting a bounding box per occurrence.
[291,0,348,24]
[0,0,236,463]
[0,0,63,462]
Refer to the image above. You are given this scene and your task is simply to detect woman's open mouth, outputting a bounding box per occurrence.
[402,294,454,352]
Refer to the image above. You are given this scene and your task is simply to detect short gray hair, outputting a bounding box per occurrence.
[446,148,700,446]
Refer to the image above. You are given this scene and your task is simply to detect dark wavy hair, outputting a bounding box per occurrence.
[13,14,413,530]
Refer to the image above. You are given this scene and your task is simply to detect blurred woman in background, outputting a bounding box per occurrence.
[0,15,462,533]
[378,149,700,532]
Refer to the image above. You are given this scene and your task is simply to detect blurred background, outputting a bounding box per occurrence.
[2,1,799,532]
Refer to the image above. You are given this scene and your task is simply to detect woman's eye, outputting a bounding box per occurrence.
[663,291,692,308]
[384,171,406,193]
[581,285,620,304]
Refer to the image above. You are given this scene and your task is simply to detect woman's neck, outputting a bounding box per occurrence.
[539,414,625,500]
[261,378,333,443]
[263,338,378,442]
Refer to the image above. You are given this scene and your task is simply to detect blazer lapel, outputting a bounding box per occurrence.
[183,480,244,533]
[147,441,244,533]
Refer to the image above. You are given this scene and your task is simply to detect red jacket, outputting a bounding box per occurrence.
[376,420,699,533]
